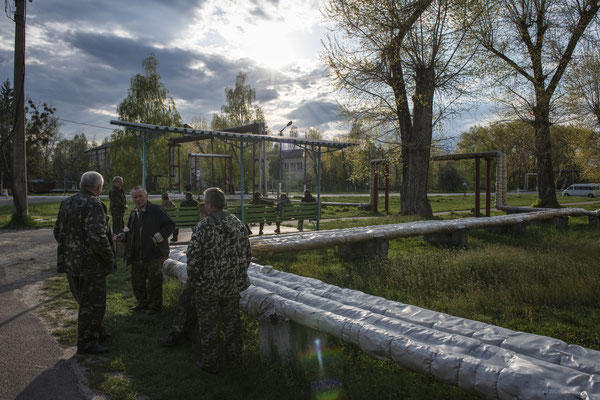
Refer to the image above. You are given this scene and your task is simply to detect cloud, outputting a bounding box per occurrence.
[288,100,341,127]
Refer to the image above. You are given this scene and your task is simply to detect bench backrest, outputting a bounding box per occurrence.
[281,202,318,221]
[228,204,279,223]
[165,206,201,228]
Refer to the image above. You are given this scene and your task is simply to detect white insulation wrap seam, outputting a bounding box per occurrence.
[163,253,600,400]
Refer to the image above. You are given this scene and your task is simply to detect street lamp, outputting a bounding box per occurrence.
[278,121,293,195]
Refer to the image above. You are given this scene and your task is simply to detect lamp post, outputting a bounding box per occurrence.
[278,121,293,195]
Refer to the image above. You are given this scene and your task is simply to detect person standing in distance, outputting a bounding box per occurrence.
[108,176,128,234]
[116,186,175,314]
[187,187,252,374]
[54,171,116,355]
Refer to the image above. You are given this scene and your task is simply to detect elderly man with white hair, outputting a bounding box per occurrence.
[54,171,116,355]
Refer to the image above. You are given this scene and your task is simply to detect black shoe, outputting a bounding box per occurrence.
[130,305,148,311]
[258,231,263,235]
[99,331,111,343]
[159,333,181,347]
[196,360,218,374]
[77,344,109,355]
[170,237,178,242]
[274,229,280,234]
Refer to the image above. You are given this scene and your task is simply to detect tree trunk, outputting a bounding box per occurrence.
[400,67,434,217]
[533,102,559,207]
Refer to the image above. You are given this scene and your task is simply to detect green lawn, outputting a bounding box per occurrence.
[32,206,600,400]
[2,193,598,228]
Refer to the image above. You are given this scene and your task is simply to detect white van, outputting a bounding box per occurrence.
[561,184,600,198]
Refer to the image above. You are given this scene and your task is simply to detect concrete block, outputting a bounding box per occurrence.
[337,235,388,259]
[258,315,331,363]
[424,228,468,247]
[529,216,568,229]
[588,215,599,226]
[486,222,527,234]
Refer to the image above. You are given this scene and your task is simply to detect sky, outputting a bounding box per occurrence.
[0,0,485,144]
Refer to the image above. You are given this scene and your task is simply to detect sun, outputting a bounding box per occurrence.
[243,23,298,70]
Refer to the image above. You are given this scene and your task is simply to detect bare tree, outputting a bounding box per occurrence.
[468,0,599,207]
[322,0,476,216]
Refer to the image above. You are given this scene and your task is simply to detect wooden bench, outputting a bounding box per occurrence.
[280,202,318,223]
[228,202,318,225]
[165,206,202,228]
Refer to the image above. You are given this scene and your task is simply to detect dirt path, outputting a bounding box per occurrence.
[0,228,100,400]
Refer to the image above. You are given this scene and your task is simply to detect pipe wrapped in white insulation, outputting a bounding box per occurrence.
[164,250,600,399]
[248,209,599,255]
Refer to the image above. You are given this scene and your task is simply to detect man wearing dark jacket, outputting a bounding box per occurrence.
[117,186,175,314]
[54,171,116,354]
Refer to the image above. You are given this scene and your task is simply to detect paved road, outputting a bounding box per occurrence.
[0,229,93,400]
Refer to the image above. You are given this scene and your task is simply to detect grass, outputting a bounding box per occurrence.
[32,207,600,399]
[1,192,598,228]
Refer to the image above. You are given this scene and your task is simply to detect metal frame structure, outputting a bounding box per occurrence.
[188,153,233,193]
[369,152,505,217]
[110,120,357,229]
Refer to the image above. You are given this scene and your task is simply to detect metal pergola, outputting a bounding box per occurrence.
[109,119,358,229]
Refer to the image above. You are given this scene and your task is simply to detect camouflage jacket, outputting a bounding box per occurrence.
[161,199,176,208]
[186,210,251,297]
[249,198,274,206]
[53,189,116,277]
[108,185,127,214]
[180,199,199,207]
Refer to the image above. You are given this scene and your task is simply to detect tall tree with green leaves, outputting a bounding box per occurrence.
[322,0,476,217]
[111,54,182,190]
[52,133,92,184]
[211,72,266,193]
[467,0,599,207]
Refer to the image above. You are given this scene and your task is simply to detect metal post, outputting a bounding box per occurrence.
[63,170,67,194]
[486,158,492,217]
[263,141,268,196]
[373,169,379,213]
[142,132,147,190]
[316,147,321,231]
[384,163,389,213]
[475,157,480,217]
[239,143,245,223]
[177,144,181,193]
[168,141,172,191]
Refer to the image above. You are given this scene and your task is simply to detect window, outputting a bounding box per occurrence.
[284,163,289,171]
[292,163,296,170]
[298,162,302,170]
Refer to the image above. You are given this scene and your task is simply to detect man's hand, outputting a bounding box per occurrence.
[114,233,125,242]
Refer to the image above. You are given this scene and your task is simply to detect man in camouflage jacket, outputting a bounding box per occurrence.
[186,187,251,373]
[180,191,199,208]
[54,171,116,355]
[108,176,127,233]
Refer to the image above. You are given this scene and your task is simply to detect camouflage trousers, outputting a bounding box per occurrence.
[194,290,242,371]
[111,212,125,234]
[131,257,166,311]
[66,273,107,349]
[170,281,197,336]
